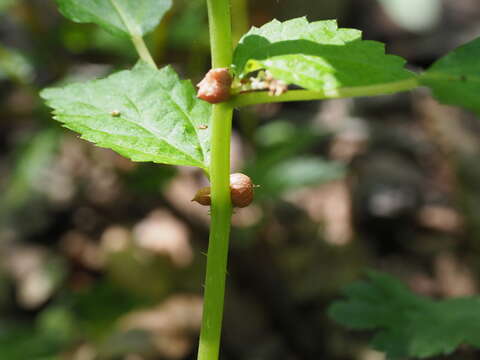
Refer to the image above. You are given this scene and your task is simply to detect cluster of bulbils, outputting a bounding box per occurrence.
[196,67,288,104]
[195,69,254,208]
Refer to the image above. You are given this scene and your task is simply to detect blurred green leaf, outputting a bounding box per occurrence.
[0,45,34,83]
[329,271,480,359]
[253,120,325,148]
[55,0,172,38]
[0,328,59,359]
[1,128,59,214]
[125,163,176,194]
[0,306,75,360]
[37,307,76,344]
[247,121,342,198]
[99,329,154,359]
[233,17,414,91]
[106,247,175,301]
[93,27,138,59]
[421,37,480,116]
[0,0,16,13]
[73,281,147,340]
[41,62,212,170]
[168,0,208,49]
[257,157,345,195]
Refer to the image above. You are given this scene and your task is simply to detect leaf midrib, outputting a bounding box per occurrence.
[108,0,140,36]
[421,72,480,84]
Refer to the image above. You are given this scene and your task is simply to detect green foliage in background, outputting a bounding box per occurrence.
[0,45,33,83]
[247,121,344,198]
[329,272,480,359]
[0,0,16,13]
[1,129,59,219]
[421,37,480,116]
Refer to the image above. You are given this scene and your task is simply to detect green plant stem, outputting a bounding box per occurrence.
[107,0,156,68]
[230,77,420,107]
[131,34,156,68]
[206,0,233,68]
[231,0,249,44]
[198,104,233,360]
[197,0,234,360]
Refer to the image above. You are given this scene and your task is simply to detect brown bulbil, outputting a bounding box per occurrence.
[191,186,211,206]
[197,68,232,104]
[192,173,254,208]
[229,173,254,208]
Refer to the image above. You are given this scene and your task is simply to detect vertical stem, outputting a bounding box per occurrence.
[206,0,233,68]
[131,35,156,68]
[197,104,233,360]
[231,0,249,44]
[197,1,233,360]
[108,0,156,68]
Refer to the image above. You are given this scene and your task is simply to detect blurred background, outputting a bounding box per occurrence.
[1,0,480,359]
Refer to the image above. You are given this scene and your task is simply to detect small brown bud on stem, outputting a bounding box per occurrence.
[197,68,232,104]
[192,173,254,208]
[229,173,254,208]
[192,186,211,206]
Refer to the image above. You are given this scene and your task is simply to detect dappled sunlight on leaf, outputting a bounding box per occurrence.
[234,17,415,92]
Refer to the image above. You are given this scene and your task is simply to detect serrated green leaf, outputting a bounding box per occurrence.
[233,17,414,92]
[41,62,211,170]
[421,37,480,116]
[329,271,480,359]
[55,0,172,38]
